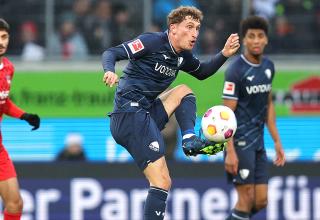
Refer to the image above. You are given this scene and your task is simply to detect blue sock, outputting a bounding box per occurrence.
[175,93,196,139]
[144,186,168,220]
[226,209,250,220]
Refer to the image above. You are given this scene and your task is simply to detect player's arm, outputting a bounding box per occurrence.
[4,98,40,130]
[223,99,238,175]
[182,34,240,80]
[266,92,285,166]
[222,64,240,175]
[102,33,160,87]
[102,44,128,87]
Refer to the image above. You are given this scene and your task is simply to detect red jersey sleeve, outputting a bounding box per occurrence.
[3,98,25,118]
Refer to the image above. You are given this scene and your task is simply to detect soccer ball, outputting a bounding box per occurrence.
[201,105,237,143]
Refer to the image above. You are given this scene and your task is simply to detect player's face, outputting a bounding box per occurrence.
[243,29,268,56]
[0,30,9,57]
[170,16,200,52]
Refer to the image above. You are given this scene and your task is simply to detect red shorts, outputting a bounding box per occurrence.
[0,148,17,181]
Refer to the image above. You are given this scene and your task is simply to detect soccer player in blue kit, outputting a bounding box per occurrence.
[222,16,286,220]
[102,6,240,220]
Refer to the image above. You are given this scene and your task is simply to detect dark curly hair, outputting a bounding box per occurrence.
[240,16,268,38]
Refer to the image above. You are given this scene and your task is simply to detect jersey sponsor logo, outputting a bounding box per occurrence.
[148,141,160,152]
[128,39,144,54]
[246,75,255,81]
[246,84,272,94]
[265,69,272,79]
[223,81,235,95]
[239,169,250,179]
[155,62,176,77]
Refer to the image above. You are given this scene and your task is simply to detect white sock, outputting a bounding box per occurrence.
[182,134,195,140]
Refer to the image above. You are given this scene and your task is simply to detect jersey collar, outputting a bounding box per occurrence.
[165,30,178,55]
[0,62,3,70]
[241,54,261,67]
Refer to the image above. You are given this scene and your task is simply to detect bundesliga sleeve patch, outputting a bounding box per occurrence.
[127,39,144,54]
[223,81,235,95]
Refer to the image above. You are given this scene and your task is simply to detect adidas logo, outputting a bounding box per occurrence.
[148,141,160,152]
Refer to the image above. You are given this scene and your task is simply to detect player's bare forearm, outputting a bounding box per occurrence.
[225,138,238,174]
[223,99,237,153]
[266,94,281,145]
[223,99,237,111]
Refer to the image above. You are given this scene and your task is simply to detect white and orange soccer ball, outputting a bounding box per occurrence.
[201,105,237,143]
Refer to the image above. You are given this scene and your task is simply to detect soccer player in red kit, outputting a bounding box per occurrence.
[0,18,40,220]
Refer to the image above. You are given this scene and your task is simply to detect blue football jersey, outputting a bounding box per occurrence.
[102,31,227,112]
[222,54,275,150]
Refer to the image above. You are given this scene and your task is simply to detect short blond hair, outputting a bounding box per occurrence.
[167,6,203,27]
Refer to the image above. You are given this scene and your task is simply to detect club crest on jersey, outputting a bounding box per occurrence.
[177,57,184,67]
[265,69,272,79]
[128,39,144,54]
[223,81,235,95]
[239,169,250,179]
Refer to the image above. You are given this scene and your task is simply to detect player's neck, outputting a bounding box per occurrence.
[243,53,262,64]
[168,32,181,53]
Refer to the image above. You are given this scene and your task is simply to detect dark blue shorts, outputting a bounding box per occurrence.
[225,146,268,185]
[110,98,169,171]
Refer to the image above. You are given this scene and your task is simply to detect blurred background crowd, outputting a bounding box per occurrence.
[1,0,320,61]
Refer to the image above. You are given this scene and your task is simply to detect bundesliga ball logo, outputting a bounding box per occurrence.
[201,105,237,143]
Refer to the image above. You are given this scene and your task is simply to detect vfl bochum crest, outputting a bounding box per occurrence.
[177,57,183,67]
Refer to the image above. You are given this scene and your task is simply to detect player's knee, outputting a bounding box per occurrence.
[176,84,193,97]
[5,196,23,213]
[255,198,268,211]
[239,188,255,205]
[152,175,172,191]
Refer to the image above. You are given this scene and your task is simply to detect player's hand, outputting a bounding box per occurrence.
[274,141,285,166]
[225,150,239,175]
[20,113,40,131]
[221,33,240,57]
[103,71,119,87]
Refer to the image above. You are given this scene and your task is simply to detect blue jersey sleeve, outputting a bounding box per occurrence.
[222,60,240,100]
[102,33,163,72]
[181,52,228,80]
[270,61,275,81]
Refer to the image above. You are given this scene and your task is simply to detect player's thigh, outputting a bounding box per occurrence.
[159,84,193,116]
[235,184,255,200]
[110,112,166,171]
[149,98,169,131]
[255,148,268,184]
[0,177,22,203]
[0,148,20,202]
[226,147,256,184]
[143,156,171,190]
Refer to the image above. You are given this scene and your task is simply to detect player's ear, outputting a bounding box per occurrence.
[170,24,177,34]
